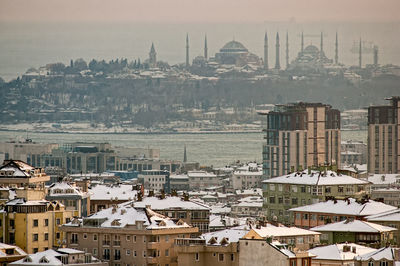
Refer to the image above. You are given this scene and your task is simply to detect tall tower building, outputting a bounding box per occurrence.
[204,35,208,60]
[335,32,339,64]
[183,145,187,163]
[260,102,341,179]
[186,34,190,68]
[359,38,362,68]
[285,31,289,69]
[275,32,281,70]
[368,97,400,174]
[264,32,269,70]
[149,42,157,68]
[301,32,304,53]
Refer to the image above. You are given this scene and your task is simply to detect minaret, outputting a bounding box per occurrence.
[335,32,339,64]
[149,42,157,68]
[359,38,362,68]
[301,31,304,53]
[183,145,187,163]
[275,32,280,70]
[320,31,324,56]
[186,34,190,68]
[373,45,379,66]
[264,32,269,70]
[286,31,289,69]
[204,35,208,60]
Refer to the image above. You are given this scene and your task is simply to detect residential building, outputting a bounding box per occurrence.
[310,220,396,248]
[231,163,262,190]
[88,184,138,214]
[238,240,314,266]
[0,140,58,165]
[188,171,221,190]
[290,198,397,229]
[138,170,170,192]
[61,203,199,266]
[0,243,27,264]
[368,96,400,174]
[46,182,91,217]
[134,196,211,233]
[341,140,367,165]
[367,209,400,245]
[0,160,49,190]
[231,196,263,218]
[242,224,320,250]
[170,174,189,191]
[10,248,107,266]
[371,188,400,208]
[0,199,76,253]
[308,243,377,266]
[175,226,249,266]
[354,247,400,265]
[262,169,371,224]
[367,173,400,190]
[260,102,340,179]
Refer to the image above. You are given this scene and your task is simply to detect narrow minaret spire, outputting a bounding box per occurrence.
[373,45,379,66]
[183,145,187,163]
[286,31,289,69]
[275,32,280,70]
[204,35,208,60]
[301,31,304,52]
[264,32,269,70]
[320,31,324,55]
[359,38,362,68]
[335,32,339,64]
[186,34,190,68]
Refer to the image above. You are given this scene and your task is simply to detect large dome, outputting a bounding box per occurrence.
[303,45,319,54]
[220,40,248,53]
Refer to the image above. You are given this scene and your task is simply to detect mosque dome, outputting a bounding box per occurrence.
[303,45,319,55]
[220,40,248,53]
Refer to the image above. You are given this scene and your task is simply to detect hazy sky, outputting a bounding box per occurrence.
[1,0,400,23]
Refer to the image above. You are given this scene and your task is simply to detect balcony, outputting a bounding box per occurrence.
[102,241,110,246]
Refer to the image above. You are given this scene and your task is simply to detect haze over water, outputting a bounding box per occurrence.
[1,21,400,81]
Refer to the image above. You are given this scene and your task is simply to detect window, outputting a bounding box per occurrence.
[71,233,78,244]
[269,196,276,204]
[379,261,388,266]
[126,235,130,241]
[44,233,48,240]
[165,235,169,242]
[33,219,38,227]
[114,249,121,260]
[338,186,344,193]
[165,249,169,256]
[93,234,98,241]
[44,219,49,226]
[33,234,38,241]
[133,235,136,242]
[103,249,110,260]
[93,248,97,256]
[300,186,306,193]
[143,251,146,258]
[133,251,137,257]
[291,185,298,192]
[368,261,374,266]
[33,248,38,253]
[270,184,275,191]
[218,253,224,261]
[56,218,61,225]
[195,253,199,261]
[83,233,87,239]
[231,254,234,261]
[325,187,331,193]
[56,232,60,239]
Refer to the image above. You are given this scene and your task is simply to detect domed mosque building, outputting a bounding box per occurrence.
[214,40,263,67]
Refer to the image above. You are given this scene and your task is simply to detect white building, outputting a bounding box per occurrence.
[232,163,263,190]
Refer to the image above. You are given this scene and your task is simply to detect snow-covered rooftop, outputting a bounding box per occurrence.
[132,196,211,211]
[250,224,320,238]
[367,173,400,185]
[289,198,397,216]
[311,220,397,233]
[262,170,370,186]
[89,184,138,201]
[355,247,396,261]
[308,243,376,261]
[367,209,400,222]
[201,226,250,245]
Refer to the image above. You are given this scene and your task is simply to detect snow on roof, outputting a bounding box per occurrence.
[56,248,83,254]
[89,184,138,201]
[311,220,397,233]
[252,224,320,238]
[210,205,231,214]
[289,198,397,216]
[233,201,263,208]
[235,188,263,196]
[169,174,188,180]
[308,243,376,261]
[48,182,87,197]
[6,199,49,206]
[367,173,400,185]
[201,226,250,245]
[11,249,62,265]
[0,243,26,257]
[355,247,395,261]
[262,170,370,186]
[133,196,210,210]
[187,171,217,178]
[367,209,400,222]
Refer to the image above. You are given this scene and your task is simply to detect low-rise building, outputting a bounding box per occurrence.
[263,169,371,224]
[46,182,90,217]
[231,197,263,218]
[188,171,221,191]
[354,247,400,265]
[0,243,27,264]
[242,224,320,250]
[10,248,107,266]
[170,174,189,191]
[231,163,262,190]
[289,198,397,229]
[371,188,400,207]
[366,209,400,245]
[308,243,377,266]
[62,203,199,266]
[138,170,170,192]
[134,196,211,233]
[310,220,397,248]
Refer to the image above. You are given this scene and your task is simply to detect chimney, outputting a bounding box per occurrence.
[148,190,154,197]
[352,246,356,253]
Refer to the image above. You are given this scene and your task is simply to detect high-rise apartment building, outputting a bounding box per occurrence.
[367,96,400,174]
[261,102,340,179]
